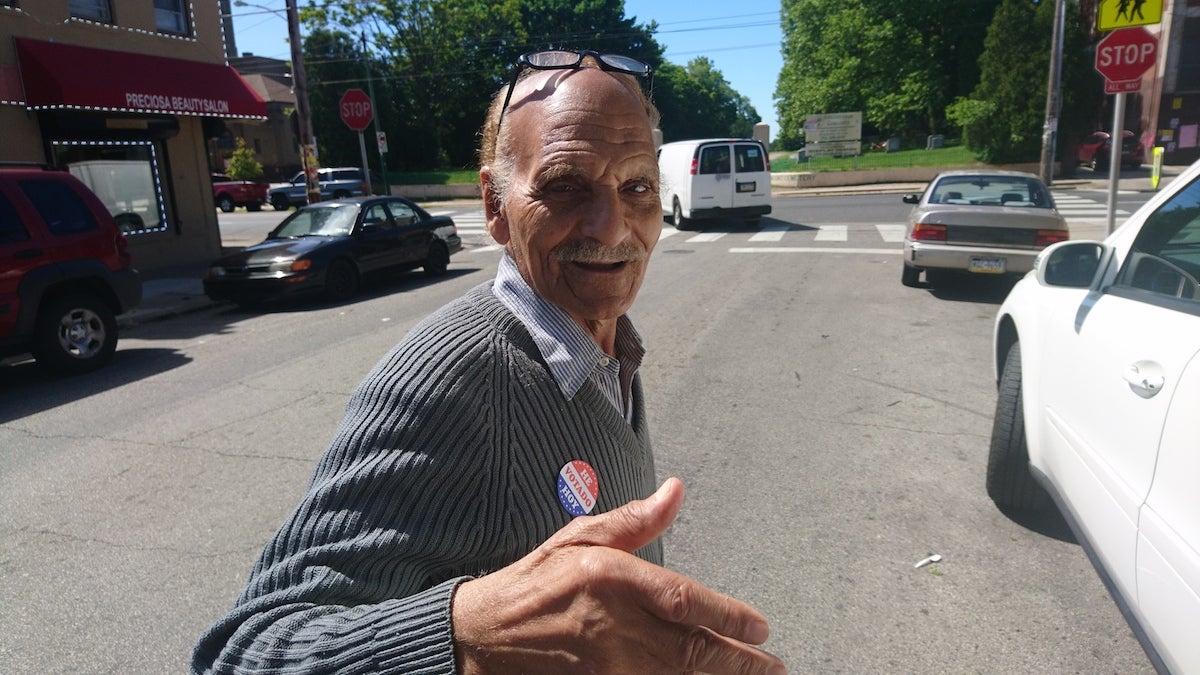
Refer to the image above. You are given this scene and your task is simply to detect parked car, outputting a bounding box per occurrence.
[211,173,268,213]
[204,196,461,306]
[987,159,1200,673]
[1077,130,1145,170]
[657,138,772,229]
[268,167,384,210]
[0,165,142,374]
[900,170,1069,287]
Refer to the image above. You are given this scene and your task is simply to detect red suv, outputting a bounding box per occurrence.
[0,166,142,374]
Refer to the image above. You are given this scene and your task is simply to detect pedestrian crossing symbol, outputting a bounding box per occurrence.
[1097,0,1162,31]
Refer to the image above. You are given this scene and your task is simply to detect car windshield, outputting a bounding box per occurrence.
[929,176,1051,208]
[271,204,358,238]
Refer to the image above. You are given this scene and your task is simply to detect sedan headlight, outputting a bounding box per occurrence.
[267,258,312,275]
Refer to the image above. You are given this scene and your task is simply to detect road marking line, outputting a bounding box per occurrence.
[876,224,906,242]
[815,224,848,241]
[730,247,901,255]
[658,227,680,241]
[748,224,790,242]
[687,232,727,242]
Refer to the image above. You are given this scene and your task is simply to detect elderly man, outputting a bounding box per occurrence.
[193,50,785,675]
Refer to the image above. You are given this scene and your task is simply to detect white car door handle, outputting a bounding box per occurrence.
[1123,362,1165,398]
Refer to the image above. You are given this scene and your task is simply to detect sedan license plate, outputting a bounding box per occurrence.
[969,256,1006,274]
[737,181,756,193]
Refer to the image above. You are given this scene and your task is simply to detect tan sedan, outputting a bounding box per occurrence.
[901,170,1069,287]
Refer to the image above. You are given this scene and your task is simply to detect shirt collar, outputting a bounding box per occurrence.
[493,253,644,401]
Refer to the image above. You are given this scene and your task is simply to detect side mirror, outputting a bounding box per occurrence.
[1037,240,1105,288]
[902,193,921,204]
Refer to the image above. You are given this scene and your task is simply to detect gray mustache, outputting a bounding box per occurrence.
[552,240,648,264]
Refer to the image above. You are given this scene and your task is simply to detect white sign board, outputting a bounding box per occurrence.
[804,112,862,156]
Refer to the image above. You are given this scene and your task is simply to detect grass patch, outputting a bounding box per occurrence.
[389,169,479,185]
[772,144,982,173]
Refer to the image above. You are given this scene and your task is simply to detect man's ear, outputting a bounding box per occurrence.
[480,167,510,245]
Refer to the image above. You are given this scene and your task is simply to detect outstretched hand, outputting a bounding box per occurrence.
[451,477,787,674]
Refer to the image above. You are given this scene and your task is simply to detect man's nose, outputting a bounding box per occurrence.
[578,189,630,246]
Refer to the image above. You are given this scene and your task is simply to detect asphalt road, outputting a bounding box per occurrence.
[0,191,1157,673]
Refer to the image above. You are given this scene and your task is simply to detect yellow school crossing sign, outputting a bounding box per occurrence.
[1098,0,1162,30]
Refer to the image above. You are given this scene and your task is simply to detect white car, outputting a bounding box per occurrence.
[987,160,1200,673]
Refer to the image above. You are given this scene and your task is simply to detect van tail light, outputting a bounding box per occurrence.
[910,223,946,241]
[1036,229,1070,247]
[115,232,133,268]
[689,158,698,175]
[765,154,771,171]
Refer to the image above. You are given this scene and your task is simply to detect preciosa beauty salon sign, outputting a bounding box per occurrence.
[125,92,232,115]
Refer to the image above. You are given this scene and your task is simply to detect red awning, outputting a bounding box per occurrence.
[14,38,267,119]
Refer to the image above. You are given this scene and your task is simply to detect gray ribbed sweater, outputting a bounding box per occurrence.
[193,282,660,674]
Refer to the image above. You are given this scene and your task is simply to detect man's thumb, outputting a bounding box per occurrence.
[554,477,685,553]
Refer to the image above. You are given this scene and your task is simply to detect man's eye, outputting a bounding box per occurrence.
[627,182,656,195]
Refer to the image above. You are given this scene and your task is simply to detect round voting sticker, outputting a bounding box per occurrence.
[557,460,599,516]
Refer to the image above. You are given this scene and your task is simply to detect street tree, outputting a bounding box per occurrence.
[948,0,1093,164]
[656,58,760,141]
[226,137,264,180]
[775,0,998,144]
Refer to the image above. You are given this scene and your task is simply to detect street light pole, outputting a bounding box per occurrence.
[285,0,321,205]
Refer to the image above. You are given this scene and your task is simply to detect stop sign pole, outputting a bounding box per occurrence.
[1094,27,1158,233]
[339,89,375,196]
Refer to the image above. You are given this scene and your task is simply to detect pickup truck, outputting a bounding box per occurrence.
[268,167,381,210]
[212,173,268,213]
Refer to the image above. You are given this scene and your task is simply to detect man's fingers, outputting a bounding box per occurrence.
[640,568,771,646]
[550,477,685,554]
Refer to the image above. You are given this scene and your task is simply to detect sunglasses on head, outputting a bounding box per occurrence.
[495,49,653,131]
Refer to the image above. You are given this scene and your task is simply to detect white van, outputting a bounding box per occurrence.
[657,138,772,229]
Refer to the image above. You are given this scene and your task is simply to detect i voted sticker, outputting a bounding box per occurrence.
[557,460,599,516]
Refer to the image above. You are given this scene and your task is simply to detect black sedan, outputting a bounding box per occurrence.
[204,196,462,306]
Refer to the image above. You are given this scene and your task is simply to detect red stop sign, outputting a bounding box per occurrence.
[339,89,373,131]
[1095,27,1157,83]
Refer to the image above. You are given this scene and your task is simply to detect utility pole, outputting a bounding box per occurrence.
[286,0,321,205]
[1039,0,1067,186]
[362,31,390,197]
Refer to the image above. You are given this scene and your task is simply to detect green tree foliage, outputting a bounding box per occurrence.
[950,0,1091,163]
[296,1,753,169]
[226,137,264,180]
[775,0,998,143]
[655,58,760,141]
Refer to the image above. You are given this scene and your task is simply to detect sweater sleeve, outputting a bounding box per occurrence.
[193,298,512,674]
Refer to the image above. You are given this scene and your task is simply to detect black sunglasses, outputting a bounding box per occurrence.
[495,49,653,131]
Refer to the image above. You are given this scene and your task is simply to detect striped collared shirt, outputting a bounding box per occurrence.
[493,253,645,424]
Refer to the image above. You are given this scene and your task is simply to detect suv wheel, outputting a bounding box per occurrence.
[32,293,118,375]
[271,194,290,211]
[217,195,235,213]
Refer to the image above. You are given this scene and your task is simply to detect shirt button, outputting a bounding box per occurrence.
[598,356,610,367]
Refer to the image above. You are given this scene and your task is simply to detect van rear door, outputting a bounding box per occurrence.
[731,142,769,210]
[693,143,733,211]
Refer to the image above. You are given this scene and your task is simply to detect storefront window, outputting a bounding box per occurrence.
[154,0,189,35]
[52,141,167,235]
[68,0,112,23]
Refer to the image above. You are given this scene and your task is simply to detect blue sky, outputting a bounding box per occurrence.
[228,1,784,136]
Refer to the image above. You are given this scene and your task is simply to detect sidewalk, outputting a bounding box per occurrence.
[119,166,1188,328]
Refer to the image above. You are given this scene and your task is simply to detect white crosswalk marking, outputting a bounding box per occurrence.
[814,224,847,241]
[748,224,790,242]
[1052,192,1129,220]
[876,224,906,243]
[686,232,727,243]
[658,227,681,241]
